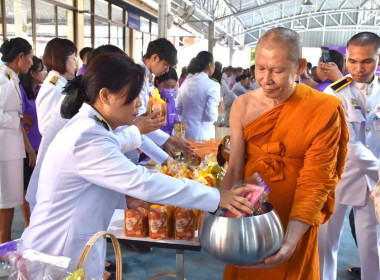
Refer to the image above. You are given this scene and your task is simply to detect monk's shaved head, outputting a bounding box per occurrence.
[257,27,302,64]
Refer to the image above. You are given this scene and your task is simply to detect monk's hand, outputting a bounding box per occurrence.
[134,111,165,135]
[218,185,255,217]
[238,219,310,270]
[125,196,159,216]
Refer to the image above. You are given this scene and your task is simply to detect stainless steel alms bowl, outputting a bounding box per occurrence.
[199,202,284,265]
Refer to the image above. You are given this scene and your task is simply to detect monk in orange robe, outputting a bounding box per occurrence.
[221,27,349,280]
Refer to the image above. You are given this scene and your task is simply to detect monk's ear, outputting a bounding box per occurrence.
[296,58,307,75]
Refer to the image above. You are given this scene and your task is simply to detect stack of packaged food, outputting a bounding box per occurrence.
[124,156,225,240]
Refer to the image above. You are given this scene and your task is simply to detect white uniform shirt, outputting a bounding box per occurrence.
[176,72,220,140]
[0,64,25,161]
[36,71,67,136]
[221,79,237,108]
[22,103,219,278]
[26,96,168,211]
[222,72,230,85]
[231,81,250,97]
[324,75,380,206]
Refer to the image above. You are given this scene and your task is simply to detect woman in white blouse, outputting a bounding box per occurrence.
[22,53,254,279]
[0,38,33,243]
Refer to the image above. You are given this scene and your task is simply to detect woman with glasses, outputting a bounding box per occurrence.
[36,37,77,136]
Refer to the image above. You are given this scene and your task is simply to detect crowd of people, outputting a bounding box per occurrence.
[0,28,379,280]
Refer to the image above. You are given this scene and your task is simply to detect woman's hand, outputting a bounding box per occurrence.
[318,61,343,82]
[134,111,166,135]
[28,150,37,167]
[163,142,177,157]
[22,114,34,133]
[125,196,159,216]
[218,185,255,217]
[166,136,195,155]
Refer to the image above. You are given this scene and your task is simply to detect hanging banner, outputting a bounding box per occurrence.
[128,8,141,31]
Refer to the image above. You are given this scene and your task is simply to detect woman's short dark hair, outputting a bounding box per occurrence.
[19,56,44,100]
[155,66,178,87]
[61,53,145,119]
[79,47,93,61]
[187,51,214,74]
[86,45,125,66]
[144,38,177,66]
[0,38,32,62]
[42,38,77,74]
[236,74,249,83]
[180,66,188,77]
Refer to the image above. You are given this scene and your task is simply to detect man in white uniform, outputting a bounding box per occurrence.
[319,32,380,280]
[128,38,193,164]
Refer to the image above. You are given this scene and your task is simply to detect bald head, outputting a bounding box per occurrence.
[257,27,302,64]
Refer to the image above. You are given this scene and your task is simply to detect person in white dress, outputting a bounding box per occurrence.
[0,38,33,243]
[176,51,220,140]
[21,53,254,279]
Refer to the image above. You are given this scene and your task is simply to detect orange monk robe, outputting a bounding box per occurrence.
[224,83,349,280]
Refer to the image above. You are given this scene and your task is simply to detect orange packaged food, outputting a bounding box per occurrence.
[174,207,196,240]
[147,89,167,122]
[148,205,173,239]
[124,209,148,237]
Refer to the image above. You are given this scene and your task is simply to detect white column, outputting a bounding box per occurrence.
[158,0,170,39]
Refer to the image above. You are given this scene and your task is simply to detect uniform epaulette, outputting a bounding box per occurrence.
[94,115,109,131]
[7,71,12,80]
[49,76,59,85]
[210,77,218,83]
[330,77,352,92]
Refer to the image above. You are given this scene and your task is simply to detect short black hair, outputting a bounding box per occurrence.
[155,66,178,86]
[144,38,177,66]
[87,45,125,66]
[250,64,255,71]
[79,47,93,60]
[329,50,345,73]
[0,37,32,62]
[307,62,312,68]
[347,32,380,53]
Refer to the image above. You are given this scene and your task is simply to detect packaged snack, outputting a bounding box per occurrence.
[224,184,265,218]
[147,88,167,121]
[174,208,196,240]
[124,209,148,237]
[148,205,173,239]
[173,121,185,138]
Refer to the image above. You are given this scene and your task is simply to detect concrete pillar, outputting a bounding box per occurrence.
[228,36,234,66]
[208,20,214,55]
[13,0,28,39]
[158,0,170,39]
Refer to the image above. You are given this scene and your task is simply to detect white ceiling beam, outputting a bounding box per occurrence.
[214,0,291,22]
